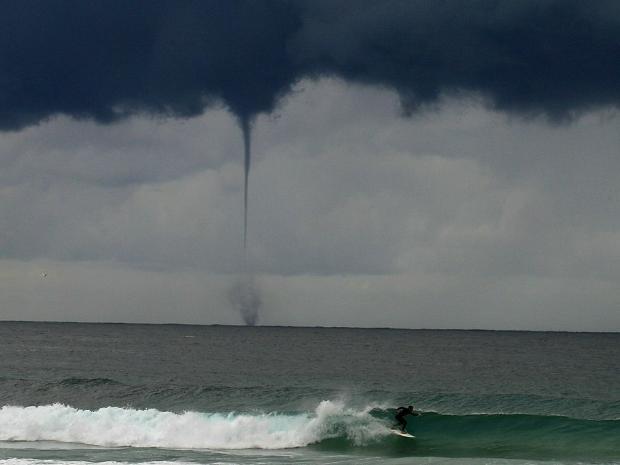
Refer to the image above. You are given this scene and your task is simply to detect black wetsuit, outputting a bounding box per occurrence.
[394,407,416,432]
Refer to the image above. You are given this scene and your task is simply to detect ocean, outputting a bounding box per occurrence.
[0,322,618,465]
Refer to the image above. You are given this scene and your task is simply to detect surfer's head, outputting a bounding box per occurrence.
[408,405,414,412]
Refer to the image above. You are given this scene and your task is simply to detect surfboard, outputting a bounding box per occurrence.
[390,429,415,438]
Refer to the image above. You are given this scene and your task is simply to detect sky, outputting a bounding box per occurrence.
[1,1,619,330]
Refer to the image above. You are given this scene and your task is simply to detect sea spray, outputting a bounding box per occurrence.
[228,274,261,326]
[0,401,387,450]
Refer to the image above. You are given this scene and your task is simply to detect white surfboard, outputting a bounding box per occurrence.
[390,429,416,438]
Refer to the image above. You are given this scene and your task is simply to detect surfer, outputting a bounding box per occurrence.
[393,405,418,433]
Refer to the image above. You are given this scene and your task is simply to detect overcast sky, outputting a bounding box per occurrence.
[1,1,619,330]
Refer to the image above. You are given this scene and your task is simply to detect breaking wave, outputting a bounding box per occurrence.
[0,401,385,450]
[1,402,618,460]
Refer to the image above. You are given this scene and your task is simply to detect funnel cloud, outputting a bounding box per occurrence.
[240,116,253,252]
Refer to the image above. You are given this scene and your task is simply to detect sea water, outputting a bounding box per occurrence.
[0,322,618,464]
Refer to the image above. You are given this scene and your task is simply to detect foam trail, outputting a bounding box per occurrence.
[0,401,387,450]
[0,459,603,465]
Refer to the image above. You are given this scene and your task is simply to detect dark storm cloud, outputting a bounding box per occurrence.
[1,0,619,131]
[0,0,300,129]
[296,0,620,118]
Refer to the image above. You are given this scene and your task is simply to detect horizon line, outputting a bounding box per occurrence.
[0,319,618,335]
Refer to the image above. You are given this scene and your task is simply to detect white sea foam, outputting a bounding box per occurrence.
[0,457,612,465]
[0,401,388,449]
[0,461,224,465]
[0,460,216,465]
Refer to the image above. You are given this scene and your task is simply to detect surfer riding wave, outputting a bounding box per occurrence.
[393,405,419,433]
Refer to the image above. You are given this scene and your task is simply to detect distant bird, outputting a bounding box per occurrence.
[40,272,47,279]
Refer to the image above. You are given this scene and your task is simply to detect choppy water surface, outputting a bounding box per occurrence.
[0,322,618,464]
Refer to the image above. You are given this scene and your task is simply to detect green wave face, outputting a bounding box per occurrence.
[312,411,620,462]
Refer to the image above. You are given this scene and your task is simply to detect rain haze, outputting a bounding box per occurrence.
[1,0,619,331]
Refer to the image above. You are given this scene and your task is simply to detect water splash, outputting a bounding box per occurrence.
[228,275,261,326]
[0,401,386,449]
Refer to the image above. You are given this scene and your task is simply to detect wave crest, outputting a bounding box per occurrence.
[0,401,387,449]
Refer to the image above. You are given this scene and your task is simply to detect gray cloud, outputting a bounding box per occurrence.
[2,80,619,281]
[0,111,242,188]
[1,8,619,331]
